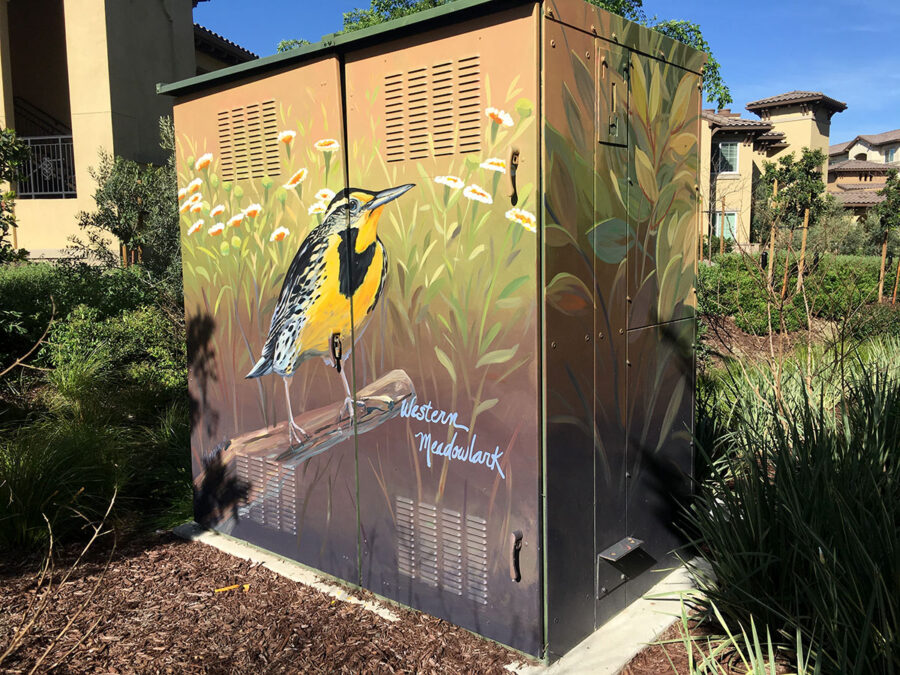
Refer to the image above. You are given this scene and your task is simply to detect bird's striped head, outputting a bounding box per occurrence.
[323,184,415,252]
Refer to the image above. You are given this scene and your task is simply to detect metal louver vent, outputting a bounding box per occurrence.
[395,497,490,604]
[233,453,297,535]
[218,100,280,181]
[384,55,482,163]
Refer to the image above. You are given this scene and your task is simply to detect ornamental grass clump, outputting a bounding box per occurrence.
[687,361,900,673]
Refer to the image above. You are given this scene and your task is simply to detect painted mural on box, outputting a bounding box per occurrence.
[177,8,541,654]
[343,9,541,653]
[542,10,700,651]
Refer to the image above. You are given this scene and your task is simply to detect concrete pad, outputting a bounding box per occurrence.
[509,564,701,674]
[172,522,401,622]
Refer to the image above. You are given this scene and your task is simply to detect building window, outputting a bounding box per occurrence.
[716,142,738,173]
[887,148,896,163]
[711,212,737,240]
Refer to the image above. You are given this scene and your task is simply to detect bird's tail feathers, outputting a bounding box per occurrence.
[246,355,274,379]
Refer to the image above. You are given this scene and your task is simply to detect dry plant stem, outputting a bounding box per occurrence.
[0,492,117,671]
[892,258,900,305]
[767,180,778,288]
[0,517,55,666]
[719,196,726,256]
[878,229,889,302]
[795,208,809,293]
[0,299,55,378]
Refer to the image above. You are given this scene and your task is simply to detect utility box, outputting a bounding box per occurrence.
[161,0,703,659]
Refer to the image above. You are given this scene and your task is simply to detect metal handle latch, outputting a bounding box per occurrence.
[330,332,342,373]
[509,530,523,582]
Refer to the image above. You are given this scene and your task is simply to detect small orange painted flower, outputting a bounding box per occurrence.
[227,213,244,228]
[187,220,204,236]
[485,107,514,127]
[187,178,203,194]
[179,200,192,214]
[190,202,203,213]
[480,158,507,173]
[270,226,290,242]
[243,203,262,218]
[434,175,464,189]
[463,183,492,204]
[278,130,297,145]
[283,168,308,189]
[208,222,225,236]
[210,204,226,218]
[308,202,327,215]
[177,187,188,201]
[194,153,213,170]
[505,207,537,232]
[188,192,203,205]
[314,188,335,202]
[314,138,340,152]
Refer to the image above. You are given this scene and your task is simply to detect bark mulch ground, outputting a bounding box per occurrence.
[0,532,528,674]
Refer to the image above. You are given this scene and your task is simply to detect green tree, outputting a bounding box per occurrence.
[0,128,30,263]
[759,148,828,234]
[276,38,311,52]
[284,0,731,107]
[72,118,182,297]
[873,169,900,302]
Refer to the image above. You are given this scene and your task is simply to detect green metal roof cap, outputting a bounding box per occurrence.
[158,0,531,97]
[158,0,706,98]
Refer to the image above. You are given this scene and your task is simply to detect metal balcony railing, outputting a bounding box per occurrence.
[17,135,76,199]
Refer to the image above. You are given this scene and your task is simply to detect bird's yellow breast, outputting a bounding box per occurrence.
[291,233,385,363]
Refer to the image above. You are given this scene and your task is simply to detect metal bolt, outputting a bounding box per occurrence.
[551,341,557,349]
[618,328,624,335]
[598,332,604,339]
[612,32,617,41]
[626,360,632,366]
[550,39,556,48]
[586,51,591,59]
[626,472,631,478]
[591,24,597,33]
[600,587,607,594]
[546,8,554,18]
[620,573,627,580]
[585,334,591,342]
[626,295,632,302]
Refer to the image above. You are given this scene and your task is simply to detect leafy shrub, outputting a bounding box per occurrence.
[47,304,187,416]
[687,361,900,672]
[848,302,900,342]
[698,252,881,334]
[0,262,157,365]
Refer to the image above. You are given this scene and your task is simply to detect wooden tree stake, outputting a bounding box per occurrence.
[719,196,726,256]
[767,180,778,291]
[878,230,889,303]
[892,256,900,305]
[795,208,810,292]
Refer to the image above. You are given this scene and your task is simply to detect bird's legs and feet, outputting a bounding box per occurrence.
[283,376,309,446]
[337,361,366,422]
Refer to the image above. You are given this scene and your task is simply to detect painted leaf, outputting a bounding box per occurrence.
[562,84,587,150]
[546,272,593,315]
[473,398,499,418]
[434,346,457,384]
[476,345,518,369]
[569,49,594,110]
[670,132,696,156]
[588,218,633,264]
[499,275,530,300]
[635,147,659,201]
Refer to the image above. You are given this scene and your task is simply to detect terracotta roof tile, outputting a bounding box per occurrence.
[857,129,900,146]
[745,91,847,112]
[835,182,887,192]
[828,159,895,173]
[834,190,884,207]
[194,23,258,62]
[829,140,852,155]
[701,110,771,130]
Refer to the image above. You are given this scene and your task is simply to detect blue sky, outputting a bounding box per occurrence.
[194,0,899,145]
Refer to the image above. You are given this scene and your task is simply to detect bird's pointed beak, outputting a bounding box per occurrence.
[365,184,415,211]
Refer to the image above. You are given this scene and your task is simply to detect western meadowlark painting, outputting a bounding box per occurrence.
[246,184,415,445]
